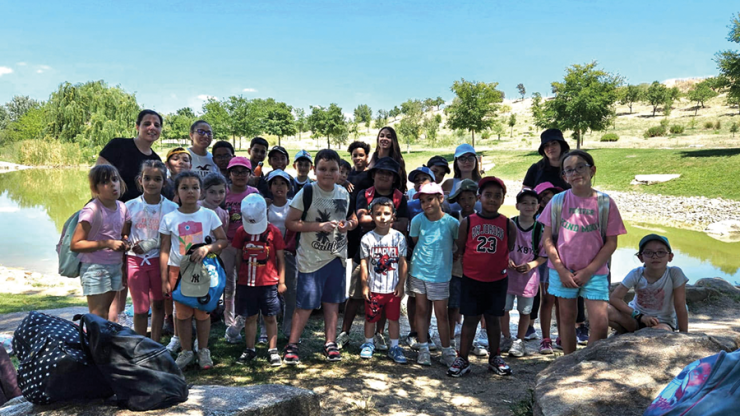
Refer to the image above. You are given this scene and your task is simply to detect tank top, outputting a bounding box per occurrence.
[463,213,510,282]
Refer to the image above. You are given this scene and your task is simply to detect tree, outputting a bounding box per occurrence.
[294,107,307,139]
[1,106,46,143]
[325,103,347,148]
[422,113,440,143]
[423,98,435,113]
[353,104,372,132]
[715,13,740,114]
[397,99,423,153]
[687,81,719,115]
[162,107,196,146]
[374,109,389,129]
[619,84,645,114]
[389,106,401,120]
[433,96,445,111]
[644,81,670,117]
[531,62,621,149]
[444,78,505,147]
[508,113,516,137]
[4,96,41,123]
[307,106,327,146]
[517,83,526,101]
[202,98,232,143]
[492,120,506,140]
[264,101,296,146]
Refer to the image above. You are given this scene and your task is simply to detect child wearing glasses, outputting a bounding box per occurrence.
[187,120,219,178]
[608,234,688,333]
[539,150,626,355]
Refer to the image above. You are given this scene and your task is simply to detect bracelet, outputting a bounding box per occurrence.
[631,309,640,319]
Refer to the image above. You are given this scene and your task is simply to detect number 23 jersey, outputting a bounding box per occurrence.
[463,213,510,282]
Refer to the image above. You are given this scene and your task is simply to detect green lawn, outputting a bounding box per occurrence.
[0,294,87,314]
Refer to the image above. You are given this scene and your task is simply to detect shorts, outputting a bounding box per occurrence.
[505,293,536,315]
[348,263,364,300]
[296,257,347,310]
[448,276,462,309]
[80,263,123,296]
[408,275,449,301]
[169,266,209,321]
[365,292,401,323]
[236,284,281,317]
[538,262,549,284]
[460,276,507,317]
[547,268,609,301]
[126,256,163,314]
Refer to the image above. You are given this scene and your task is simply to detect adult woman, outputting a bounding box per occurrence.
[366,127,408,193]
[441,143,482,195]
[522,128,571,190]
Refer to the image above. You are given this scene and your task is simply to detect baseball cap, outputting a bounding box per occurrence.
[454,143,476,158]
[268,145,289,160]
[166,147,190,161]
[179,250,211,297]
[533,181,564,196]
[448,179,478,203]
[294,149,312,163]
[639,234,672,253]
[516,188,539,203]
[477,176,507,195]
[227,156,252,171]
[427,156,451,174]
[241,193,268,235]
[266,169,291,184]
[408,166,434,183]
[413,182,444,199]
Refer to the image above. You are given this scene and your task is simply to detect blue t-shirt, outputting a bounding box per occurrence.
[409,213,459,283]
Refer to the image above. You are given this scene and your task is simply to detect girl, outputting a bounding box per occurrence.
[187,120,219,178]
[163,147,192,202]
[159,172,228,370]
[540,150,626,355]
[71,165,132,319]
[367,127,408,193]
[199,172,229,240]
[125,160,178,340]
[442,143,482,194]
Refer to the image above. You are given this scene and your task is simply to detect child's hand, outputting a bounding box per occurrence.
[394,283,404,298]
[559,269,579,288]
[641,315,660,327]
[132,242,145,255]
[319,221,338,233]
[453,252,461,262]
[337,220,352,233]
[572,269,593,287]
[107,240,127,251]
[190,246,210,263]
[516,263,533,273]
[278,282,287,295]
[344,181,355,193]
[162,281,171,297]
[508,259,518,270]
[362,286,371,302]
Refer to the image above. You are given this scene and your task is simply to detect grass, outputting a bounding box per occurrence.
[0,293,87,314]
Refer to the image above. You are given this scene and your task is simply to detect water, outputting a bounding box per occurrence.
[1,169,739,284]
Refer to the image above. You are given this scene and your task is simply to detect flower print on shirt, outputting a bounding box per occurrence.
[178,221,203,255]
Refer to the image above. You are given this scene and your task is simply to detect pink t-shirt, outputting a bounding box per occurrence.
[198,201,229,241]
[539,190,626,275]
[507,220,546,297]
[225,186,258,240]
[78,199,131,265]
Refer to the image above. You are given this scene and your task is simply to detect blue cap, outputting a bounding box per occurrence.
[454,143,476,158]
[639,234,672,253]
[409,166,434,183]
[266,169,291,184]
[294,149,312,163]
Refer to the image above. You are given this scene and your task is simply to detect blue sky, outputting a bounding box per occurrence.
[1,1,738,116]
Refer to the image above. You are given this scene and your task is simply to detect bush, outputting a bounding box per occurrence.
[659,119,670,128]
[715,120,721,130]
[643,125,667,138]
[600,133,619,142]
[14,140,89,166]
[704,121,715,129]
[669,125,685,134]
[688,118,697,130]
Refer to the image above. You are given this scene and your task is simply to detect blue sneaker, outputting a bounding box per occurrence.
[360,342,375,359]
[576,324,589,345]
[387,345,407,364]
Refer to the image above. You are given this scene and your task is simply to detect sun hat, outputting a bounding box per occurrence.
[426,156,451,174]
[179,251,211,297]
[516,188,539,203]
[454,143,476,158]
[413,182,444,199]
[368,157,401,178]
[408,166,435,183]
[639,234,672,253]
[477,176,507,195]
[533,181,564,196]
[268,145,289,160]
[227,156,252,171]
[266,169,291,184]
[294,149,312,163]
[240,193,268,235]
[538,129,570,156]
[448,179,478,203]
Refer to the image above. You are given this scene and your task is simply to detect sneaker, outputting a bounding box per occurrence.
[324,342,342,362]
[175,350,195,369]
[193,339,199,353]
[387,345,407,364]
[488,355,512,376]
[283,344,300,365]
[441,347,457,367]
[374,333,388,351]
[360,342,375,359]
[576,324,589,345]
[447,356,471,378]
[472,342,489,357]
[509,339,525,357]
[454,323,462,337]
[166,336,181,354]
[476,329,489,347]
[406,333,419,349]
[198,348,213,370]
[336,331,351,350]
[428,335,437,351]
[268,348,282,367]
[258,333,268,345]
[539,338,554,355]
[237,349,257,365]
[162,316,175,336]
[524,325,539,340]
[417,348,431,366]
[500,336,514,353]
[225,324,244,344]
[554,337,563,350]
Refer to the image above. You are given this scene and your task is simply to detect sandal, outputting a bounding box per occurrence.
[283,343,300,365]
[324,342,342,362]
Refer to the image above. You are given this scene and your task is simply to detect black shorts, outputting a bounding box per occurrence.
[460,276,508,317]
[235,284,281,317]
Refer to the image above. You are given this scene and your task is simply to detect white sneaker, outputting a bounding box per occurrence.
[509,339,526,357]
[336,331,351,349]
[476,329,489,347]
[500,336,515,353]
[224,327,243,344]
[374,333,389,351]
[166,336,181,354]
[454,323,462,337]
[441,347,457,367]
[472,343,489,356]
[175,350,194,369]
[198,348,213,370]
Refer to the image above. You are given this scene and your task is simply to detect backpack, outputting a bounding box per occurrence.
[172,246,227,312]
[74,313,188,411]
[549,190,610,244]
[56,200,103,278]
[364,187,403,210]
[284,183,313,254]
[644,349,740,416]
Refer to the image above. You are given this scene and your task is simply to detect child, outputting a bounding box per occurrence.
[232,194,287,366]
[283,149,358,365]
[539,150,626,355]
[608,234,688,333]
[406,166,436,218]
[448,177,516,377]
[258,146,297,199]
[359,198,408,364]
[187,120,219,178]
[408,182,458,367]
[247,136,269,187]
[125,160,178,340]
[500,188,546,357]
[212,141,235,178]
[163,147,192,201]
[337,159,352,190]
[199,172,229,246]
[348,141,370,180]
[71,165,132,319]
[426,155,450,185]
[159,171,229,369]
[293,150,314,193]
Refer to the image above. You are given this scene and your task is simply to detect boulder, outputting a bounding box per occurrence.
[694,278,740,297]
[534,329,733,416]
[630,174,681,185]
[704,220,740,242]
[0,385,319,416]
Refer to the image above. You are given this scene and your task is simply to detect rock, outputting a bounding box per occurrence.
[534,329,733,416]
[630,174,681,185]
[0,385,319,416]
[704,220,740,242]
[694,278,740,296]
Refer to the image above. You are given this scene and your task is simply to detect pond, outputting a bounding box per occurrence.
[1,169,739,284]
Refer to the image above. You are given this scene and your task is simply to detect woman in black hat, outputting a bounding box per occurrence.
[522,128,571,191]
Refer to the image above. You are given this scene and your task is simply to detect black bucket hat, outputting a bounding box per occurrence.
[538,128,570,156]
[426,155,451,174]
[368,157,401,179]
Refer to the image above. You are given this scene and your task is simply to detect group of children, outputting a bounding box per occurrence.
[69,119,690,376]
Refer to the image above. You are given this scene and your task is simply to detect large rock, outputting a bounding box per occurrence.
[534,329,733,416]
[704,220,740,242]
[630,174,680,185]
[695,277,740,296]
[0,385,319,416]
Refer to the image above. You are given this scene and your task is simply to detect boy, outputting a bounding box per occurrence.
[338,159,352,189]
[448,177,516,378]
[347,141,370,181]
[283,149,358,364]
[258,146,297,200]
[409,182,458,367]
[407,166,434,201]
[608,234,689,333]
[426,156,450,185]
[293,150,314,193]
[500,188,546,357]
[358,198,408,364]
[212,141,234,178]
[247,137,269,187]
[232,194,287,366]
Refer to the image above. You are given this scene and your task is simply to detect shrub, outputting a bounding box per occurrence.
[643,125,667,138]
[704,121,715,129]
[600,133,619,142]
[669,125,685,134]
[731,122,739,137]
[688,118,697,130]
[14,140,87,166]
[715,120,721,130]
[659,119,670,128]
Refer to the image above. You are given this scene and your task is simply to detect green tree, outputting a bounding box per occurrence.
[423,98,435,113]
[202,98,232,143]
[2,106,47,143]
[264,101,296,146]
[508,113,517,137]
[294,107,307,139]
[353,104,372,132]
[715,13,740,114]
[517,83,526,101]
[4,96,41,123]
[444,78,505,147]
[374,109,389,129]
[619,84,645,114]
[492,120,506,140]
[687,81,719,115]
[389,106,401,120]
[325,103,347,148]
[161,107,196,146]
[433,96,445,111]
[397,99,423,153]
[0,106,8,131]
[644,81,670,117]
[307,105,327,146]
[422,113,440,142]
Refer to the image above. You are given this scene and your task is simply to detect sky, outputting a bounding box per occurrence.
[0,1,738,116]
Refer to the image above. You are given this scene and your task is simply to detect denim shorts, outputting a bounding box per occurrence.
[236,284,281,317]
[296,257,347,309]
[448,276,462,309]
[505,294,535,314]
[80,263,123,296]
[547,268,610,301]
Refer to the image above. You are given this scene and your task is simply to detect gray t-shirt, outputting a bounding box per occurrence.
[360,229,407,294]
[188,148,219,178]
[621,266,688,329]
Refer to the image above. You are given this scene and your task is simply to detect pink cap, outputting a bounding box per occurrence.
[533,181,563,196]
[227,156,252,171]
[414,182,444,199]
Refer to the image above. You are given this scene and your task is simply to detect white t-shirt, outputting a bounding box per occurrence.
[159,207,223,267]
[290,184,350,273]
[268,200,292,238]
[126,195,179,259]
[360,229,407,294]
[188,148,219,178]
[621,266,689,329]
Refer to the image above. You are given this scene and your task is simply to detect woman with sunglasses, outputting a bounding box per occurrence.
[187,120,219,179]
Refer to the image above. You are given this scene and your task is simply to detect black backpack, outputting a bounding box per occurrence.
[75,313,189,411]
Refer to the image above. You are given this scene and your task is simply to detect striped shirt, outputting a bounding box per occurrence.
[360,229,407,294]
[231,224,285,286]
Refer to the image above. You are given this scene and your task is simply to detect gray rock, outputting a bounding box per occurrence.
[534,329,732,416]
[630,174,681,185]
[695,278,740,296]
[0,385,319,416]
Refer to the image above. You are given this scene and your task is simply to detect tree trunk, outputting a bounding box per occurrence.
[510,126,514,137]
[652,106,657,117]
[471,130,475,148]
[695,106,698,116]
[232,135,236,149]
[629,103,633,114]
[327,135,330,150]
[407,140,410,154]
[576,129,582,149]
[278,136,281,147]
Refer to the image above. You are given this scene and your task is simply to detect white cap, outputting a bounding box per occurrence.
[240,193,268,235]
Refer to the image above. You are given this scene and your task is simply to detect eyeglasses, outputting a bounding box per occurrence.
[230,169,251,176]
[457,155,476,163]
[196,129,213,137]
[562,164,591,177]
[640,250,669,258]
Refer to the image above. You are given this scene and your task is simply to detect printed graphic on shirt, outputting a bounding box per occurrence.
[177,221,203,255]
[636,287,666,311]
[471,222,505,254]
[241,235,270,285]
[371,246,399,276]
[195,164,213,173]
[311,198,349,253]
[226,200,242,224]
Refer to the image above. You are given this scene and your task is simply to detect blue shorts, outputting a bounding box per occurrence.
[296,258,347,309]
[448,276,462,309]
[547,268,609,301]
[80,263,123,296]
[235,284,281,317]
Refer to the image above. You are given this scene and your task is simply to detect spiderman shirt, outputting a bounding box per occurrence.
[360,229,407,294]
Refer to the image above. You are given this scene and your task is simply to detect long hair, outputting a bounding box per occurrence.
[453,156,482,181]
[369,126,407,192]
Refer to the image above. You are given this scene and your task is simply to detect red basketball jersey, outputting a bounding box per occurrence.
[462,213,510,282]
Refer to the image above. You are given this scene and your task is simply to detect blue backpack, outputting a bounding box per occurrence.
[644,349,740,416]
[172,248,226,313]
[56,201,102,278]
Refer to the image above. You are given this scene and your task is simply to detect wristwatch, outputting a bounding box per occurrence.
[631,309,640,319]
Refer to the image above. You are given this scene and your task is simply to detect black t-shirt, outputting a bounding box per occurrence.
[351,188,409,263]
[257,172,297,200]
[99,138,161,202]
[522,159,571,190]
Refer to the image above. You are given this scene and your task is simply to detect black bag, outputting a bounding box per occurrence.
[74,313,188,411]
[12,311,114,404]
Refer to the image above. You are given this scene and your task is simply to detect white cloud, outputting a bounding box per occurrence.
[36,70,43,73]
[17,62,26,66]
[197,94,217,101]
[36,65,52,74]
[0,67,13,76]
[242,88,257,93]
